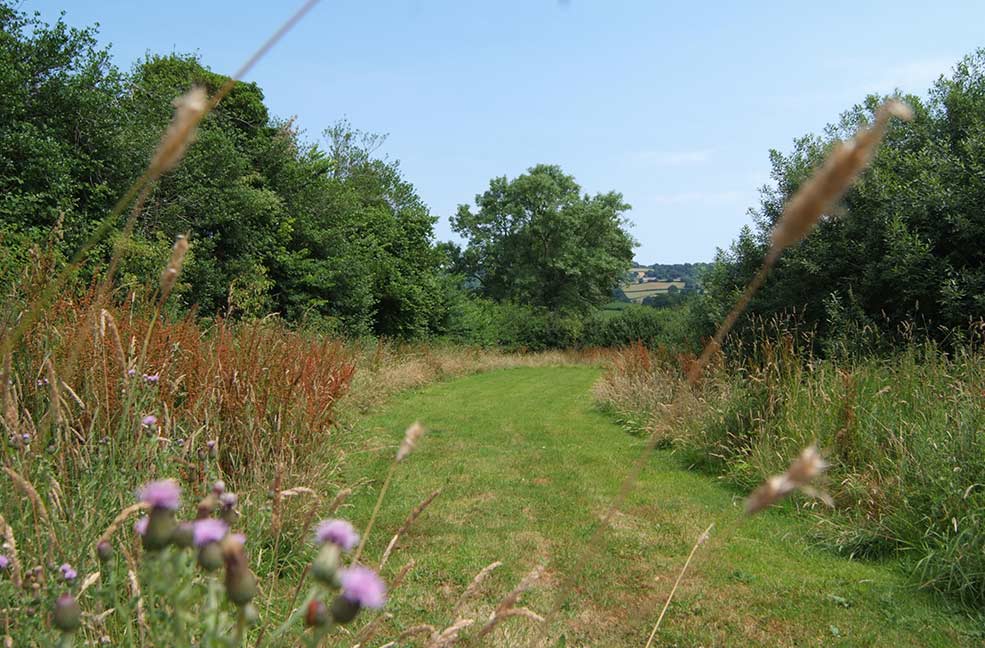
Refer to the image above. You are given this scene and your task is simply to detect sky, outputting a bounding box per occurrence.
[21,0,985,263]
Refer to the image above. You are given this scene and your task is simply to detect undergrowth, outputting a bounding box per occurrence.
[595,335,985,608]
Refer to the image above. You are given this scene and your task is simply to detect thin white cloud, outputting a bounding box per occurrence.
[868,57,955,94]
[646,190,749,207]
[628,149,713,167]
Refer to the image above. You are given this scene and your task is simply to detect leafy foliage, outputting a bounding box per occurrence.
[0,4,445,339]
[452,164,636,313]
[703,51,985,351]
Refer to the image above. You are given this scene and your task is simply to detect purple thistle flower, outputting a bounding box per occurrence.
[193,519,228,547]
[21,433,30,444]
[219,492,238,510]
[211,480,225,495]
[127,368,137,377]
[315,519,360,552]
[143,373,159,384]
[339,566,386,609]
[60,563,77,582]
[206,439,217,449]
[134,516,148,536]
[141,415,157,427]
[138,479,181,511]
[0,554,9,569]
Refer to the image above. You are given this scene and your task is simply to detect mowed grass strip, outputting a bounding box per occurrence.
[340,366,979,646]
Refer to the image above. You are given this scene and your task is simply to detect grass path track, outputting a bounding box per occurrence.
[341,366,978,646]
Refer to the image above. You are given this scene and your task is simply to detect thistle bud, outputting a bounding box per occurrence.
[242,602,260,626]
[305,599,330,628]
[96,541,113,563]
[197,542,224,572]
[172,522,195,549]
[53,593,81,632]
[311,543,341,586]
[143,508,176,551]
[196,494,219,519]
[223,538,257,606]
[329,595,360,624]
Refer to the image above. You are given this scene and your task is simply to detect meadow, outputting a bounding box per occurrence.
[3,2,985,646]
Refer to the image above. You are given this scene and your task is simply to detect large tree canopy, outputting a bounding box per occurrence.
[0,3,446,338]
[452,164,636,312]
[702,49,985,351]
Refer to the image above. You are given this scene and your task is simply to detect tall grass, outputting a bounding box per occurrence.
[595,334,985,606]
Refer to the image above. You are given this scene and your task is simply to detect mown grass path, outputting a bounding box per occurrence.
[341,366,978,646]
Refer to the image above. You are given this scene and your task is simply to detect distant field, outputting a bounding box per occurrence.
[621,280,685,303]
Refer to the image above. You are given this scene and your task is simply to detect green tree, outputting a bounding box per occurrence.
[452,164,636,312]
[0,4,127,249]
[703,49,985,351]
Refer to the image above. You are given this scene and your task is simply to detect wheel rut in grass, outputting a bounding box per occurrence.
[342,365,978,647]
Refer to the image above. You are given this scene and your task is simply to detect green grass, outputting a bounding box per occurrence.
[340,366,981,646]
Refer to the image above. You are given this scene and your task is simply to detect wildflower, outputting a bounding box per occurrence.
[193,519,228,547]
[53,593,81,632]
[143,373,159,384]
[60,563,77,582]
[141,414,157,427]
[21,433,30,445]
[331,566,386,624]
[36,378,48,387]
[134,516,148,536]
[315,519,359,551]
[139,479,181,511]
[312,519,359,585]
[207,439,218,458]
[211,479,225,495]
[219,492,238,525]
[194,519,228,571]
[340,566,386,608]
[96,541,113,563]
[138,479,181,550]
[127,368,136,377]
[0,554,9,569]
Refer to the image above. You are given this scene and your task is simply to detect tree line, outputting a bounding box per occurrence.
[698,50,985,354]
[0,3,636,342]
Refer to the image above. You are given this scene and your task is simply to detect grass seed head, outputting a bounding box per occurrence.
[397,421,425,462]
[746,445,828,514]
[148,88,207,180]
[769,99,913,254]
[160,235,189,298]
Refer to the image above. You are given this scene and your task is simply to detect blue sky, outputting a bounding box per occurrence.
[23,0,985,262]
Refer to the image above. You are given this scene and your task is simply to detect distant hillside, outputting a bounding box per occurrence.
[614,262,712,305]
[632,262,712,286]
